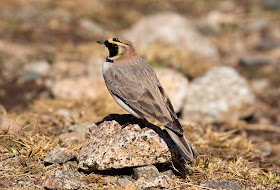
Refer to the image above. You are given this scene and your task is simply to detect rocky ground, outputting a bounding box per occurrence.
[0,0,280,189]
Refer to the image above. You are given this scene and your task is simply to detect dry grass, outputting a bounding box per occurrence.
[1,102,279,189]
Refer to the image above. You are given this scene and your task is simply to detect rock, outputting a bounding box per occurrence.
[46,8,72,24]
[133,165,160,180]
[251,79,269,93]
[256,36,279,51]
[182,66,255,124]
[246,19,267,32]
[50,77,107,100]
[116,184,137,190]
[1,6,39,25]
[200,180,240,190]
[79,19,104,35]
[23,61,50,82]
[133,175,171,189]
[51,61,86,78]
[239,56,275,67]
[43,170,81,190]
[86,56,105,77]
[44,146,77,164]
[117,177,133,186]
[69,123,91,133]
[161,169,175,178]
[262,0,280,10]
[57,109,77,124]
[103,176,118,184]
[78,115,180,171]
[155,68,189,113]
[78,18,112,39]
[196,11,236,36]
[66,62,87,77]
[59,132,86,146]
[121,12,219,61]
[256,141,272,156]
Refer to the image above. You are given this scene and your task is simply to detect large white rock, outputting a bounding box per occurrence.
[50,76,107,100]
[122,12,219,61]
[182,66,255,124]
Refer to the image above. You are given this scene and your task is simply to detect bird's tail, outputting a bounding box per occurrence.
[165,128,197,162]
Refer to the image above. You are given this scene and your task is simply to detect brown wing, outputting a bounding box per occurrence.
[104,57,183,135]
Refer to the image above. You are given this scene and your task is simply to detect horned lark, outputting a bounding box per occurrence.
[97,37,196,162]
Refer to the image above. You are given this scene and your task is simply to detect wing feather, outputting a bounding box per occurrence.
[103,58,183,135]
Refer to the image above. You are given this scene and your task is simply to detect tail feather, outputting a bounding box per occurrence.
[165,128,197,162]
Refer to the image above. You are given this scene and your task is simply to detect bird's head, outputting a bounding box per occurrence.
[97,37,136,61]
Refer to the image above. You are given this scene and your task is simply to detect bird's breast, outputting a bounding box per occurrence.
[102,61,111,76]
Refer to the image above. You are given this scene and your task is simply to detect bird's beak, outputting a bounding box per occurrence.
[97,40,105,45]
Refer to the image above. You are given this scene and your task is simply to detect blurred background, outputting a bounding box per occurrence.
[0,0,279,188]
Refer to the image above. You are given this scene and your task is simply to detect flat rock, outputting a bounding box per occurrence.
[52,61,87,77]
[103,176,118,184]
[256,141,272,156]
[50,77,107,100]
[161,169,175,178]
[121,12,219,61]
[256,36,279,51]
[155,68,189,113]
[262,0,280,10]
[69,123,91,133]
[200,180,240,190]
[182,66,255,124]
[86,56,104,77]
[117,177,133,186]
[59,132,86,146]
[78,115,180,171]
[133,175,171,189]
[23,60,50,82]
[56,109,77,124]
[78,18,112,39]
[44,146,77,164]
[239,56,275,67]
[133,165,160,180]
[43,170,81,190]
[196,11,237,36]
[251,79,269,93]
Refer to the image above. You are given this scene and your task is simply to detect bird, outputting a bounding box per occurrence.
[97,37,196,162]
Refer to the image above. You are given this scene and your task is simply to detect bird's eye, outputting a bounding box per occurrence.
[112,43,118,47]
